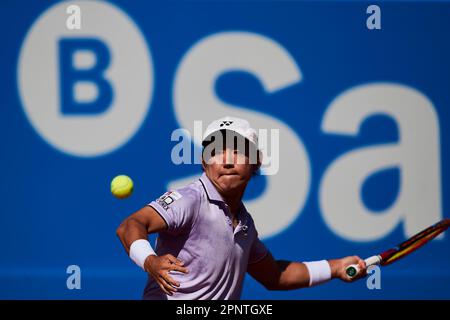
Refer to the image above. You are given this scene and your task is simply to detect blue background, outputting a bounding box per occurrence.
[0,0,449,299]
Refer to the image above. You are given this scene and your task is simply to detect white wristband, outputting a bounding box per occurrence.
[129,239,156,270]
[303,260,332,287]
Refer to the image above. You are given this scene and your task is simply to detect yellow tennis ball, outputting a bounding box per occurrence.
[111,175,134,199]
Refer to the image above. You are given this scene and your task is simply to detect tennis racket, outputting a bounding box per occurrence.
[346,218,450,279]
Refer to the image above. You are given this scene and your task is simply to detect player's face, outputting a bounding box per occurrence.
[202,142,258,196]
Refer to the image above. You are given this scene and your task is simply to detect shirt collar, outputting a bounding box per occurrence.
[199,173,249,224]
[199,173,225,203]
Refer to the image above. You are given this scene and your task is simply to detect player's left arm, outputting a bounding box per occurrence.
[247,252,366,290]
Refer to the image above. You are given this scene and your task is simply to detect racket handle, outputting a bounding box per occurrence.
[345,255,382,279]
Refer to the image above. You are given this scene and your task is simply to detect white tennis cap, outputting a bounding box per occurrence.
[202,116,259,150]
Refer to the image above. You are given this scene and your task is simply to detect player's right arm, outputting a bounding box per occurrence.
[116,206,167,254]
[116,206,188,295]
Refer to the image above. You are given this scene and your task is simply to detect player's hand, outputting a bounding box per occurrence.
[329,256,366,282]
[143,254,189,295]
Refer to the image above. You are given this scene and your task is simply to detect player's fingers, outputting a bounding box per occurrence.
[348,258,367,280]
[342,256,366,281]
[159,275,177,294]
[162,259,179,271]
[166,254,184,266]
[149,271,170,294]
[351,256,365,268]
[170,264,189,274]
[161,273,180,289]
[158,283,171,295]
[357,260,368,276]
[165,254,177,262]
[163,274,180,287]
[156,277,172,295]
[358,259,366,269]
[175,259,184,266]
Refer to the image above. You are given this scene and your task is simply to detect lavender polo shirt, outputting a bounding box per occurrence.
[143,173,269,300]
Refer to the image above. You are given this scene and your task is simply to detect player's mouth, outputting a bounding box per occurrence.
[220,172,239,177]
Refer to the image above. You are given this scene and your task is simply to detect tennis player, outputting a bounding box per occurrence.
[116,116,367,300]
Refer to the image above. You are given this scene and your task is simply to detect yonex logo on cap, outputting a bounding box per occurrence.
[220,121,234,127]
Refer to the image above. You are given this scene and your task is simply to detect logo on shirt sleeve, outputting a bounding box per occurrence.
[157,191,182,210]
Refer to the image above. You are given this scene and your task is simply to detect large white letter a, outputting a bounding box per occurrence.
[320,83,442,241]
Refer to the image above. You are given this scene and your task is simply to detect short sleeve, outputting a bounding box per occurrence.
[148,188,199,235]
[248,234,269,265]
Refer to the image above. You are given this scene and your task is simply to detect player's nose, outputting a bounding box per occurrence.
[223,149,235,168]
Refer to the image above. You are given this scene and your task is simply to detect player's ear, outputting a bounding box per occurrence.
[200,145,207,170]
[251,151,262,175]
[256,150,262,170]
[201,157,207,172]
